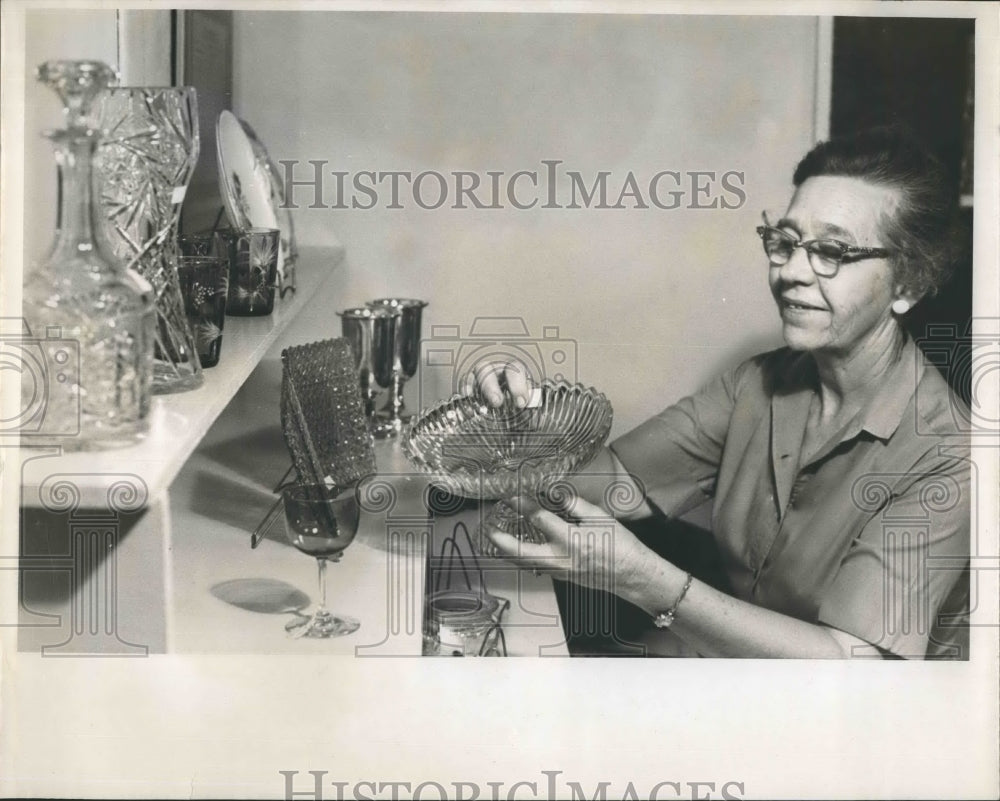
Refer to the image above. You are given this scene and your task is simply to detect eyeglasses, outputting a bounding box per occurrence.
[756,213,893,278]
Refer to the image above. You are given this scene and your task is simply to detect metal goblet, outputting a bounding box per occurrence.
[368,298,428,439]
[339,306,396,426]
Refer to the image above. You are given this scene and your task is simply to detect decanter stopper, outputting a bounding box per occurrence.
[35,60,118,129]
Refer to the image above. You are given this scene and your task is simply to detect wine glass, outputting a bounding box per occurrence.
[281,482,361,638]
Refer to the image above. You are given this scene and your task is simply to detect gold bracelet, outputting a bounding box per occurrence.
[653,572,693,629]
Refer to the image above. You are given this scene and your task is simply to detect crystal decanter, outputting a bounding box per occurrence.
[21,61,154,449]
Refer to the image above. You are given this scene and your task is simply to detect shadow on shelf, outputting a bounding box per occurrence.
[187,467,284,542]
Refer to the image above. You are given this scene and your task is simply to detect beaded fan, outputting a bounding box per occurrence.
[280,337,376,487]
[251,337,375,547]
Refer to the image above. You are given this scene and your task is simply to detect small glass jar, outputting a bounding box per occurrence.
[217,227,280,316]
[176,255,228,368]
[422,591,507,657]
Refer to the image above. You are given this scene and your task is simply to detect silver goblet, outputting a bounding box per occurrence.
[339,306,396,426]
[368,298,428,439]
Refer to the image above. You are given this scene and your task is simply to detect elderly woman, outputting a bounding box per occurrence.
[472,127,970,659]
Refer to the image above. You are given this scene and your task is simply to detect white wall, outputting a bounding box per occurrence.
[233,12,820,435]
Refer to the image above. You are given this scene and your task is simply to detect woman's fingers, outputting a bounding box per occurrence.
[472,361,506,406]
[520,491,608,527]
[484,526,560,573]
[463,359,534,408]
[553,493,607,522]
[507,495,609,544]
[522,504,573,543]
[501,362,533,408]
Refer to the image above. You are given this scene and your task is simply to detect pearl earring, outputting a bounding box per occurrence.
[891,299,911,315]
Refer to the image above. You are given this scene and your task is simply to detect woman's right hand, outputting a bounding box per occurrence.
[461,359,536,408]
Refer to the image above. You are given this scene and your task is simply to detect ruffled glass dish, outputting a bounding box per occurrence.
[402,380,613,550]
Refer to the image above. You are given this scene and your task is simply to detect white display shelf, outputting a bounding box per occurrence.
[18,245,344,509]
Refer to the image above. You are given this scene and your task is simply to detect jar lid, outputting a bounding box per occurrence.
[427,591,502,628]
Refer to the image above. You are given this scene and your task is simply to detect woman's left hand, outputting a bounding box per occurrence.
[484,495,659,600]
[487,496,873,659]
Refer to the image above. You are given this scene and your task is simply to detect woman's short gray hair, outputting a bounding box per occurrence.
[792,125,965,301]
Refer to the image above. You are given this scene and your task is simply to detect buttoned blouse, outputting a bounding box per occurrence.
[610,339,970,658]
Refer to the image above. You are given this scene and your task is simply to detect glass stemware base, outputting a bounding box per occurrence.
[477,499,548,557]
[285,554,361,639]
[286,610,360,638]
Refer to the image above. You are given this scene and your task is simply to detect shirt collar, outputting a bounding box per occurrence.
[772,335,925,445]
[857,334,925,440]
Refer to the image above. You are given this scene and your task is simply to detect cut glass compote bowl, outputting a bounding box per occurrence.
[402,380,613,553]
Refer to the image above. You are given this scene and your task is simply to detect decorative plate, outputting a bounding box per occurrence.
[215,110,287,283]
[239,117,297,293]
